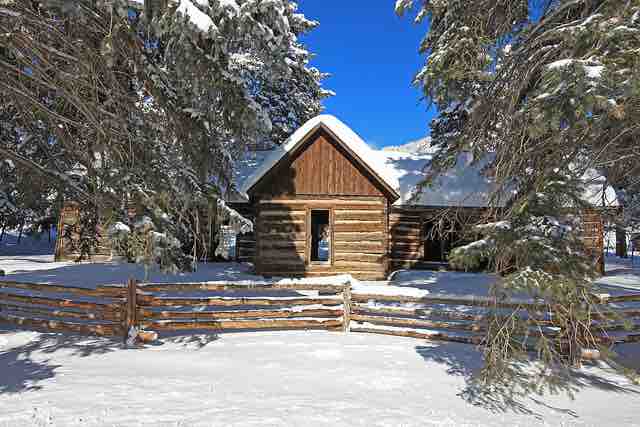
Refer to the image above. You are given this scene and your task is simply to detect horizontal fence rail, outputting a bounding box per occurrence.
[349,291,640,346]
[1,278,639,351]
[0,281,126,337]
[133,281,350,336]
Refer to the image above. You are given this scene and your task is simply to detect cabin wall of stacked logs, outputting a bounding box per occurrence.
[390,206,606,273]
[253,196,389,280]
[581,209,606,275]
[222,205,607,276]
[55,202,113,262]
[229,203,256,263]
[388,206,486,270]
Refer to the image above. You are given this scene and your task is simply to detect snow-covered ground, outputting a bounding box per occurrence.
[0,254,263,288]
[0,254,499,298]
[592,255,640,372]
[594,254,640,294]
[1,327,639,427]
[1,252,639,426]
[0,230,56,257]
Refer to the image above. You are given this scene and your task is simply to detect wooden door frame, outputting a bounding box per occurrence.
[306,207,334,267]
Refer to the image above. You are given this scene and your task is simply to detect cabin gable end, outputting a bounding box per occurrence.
[250,128,394,199]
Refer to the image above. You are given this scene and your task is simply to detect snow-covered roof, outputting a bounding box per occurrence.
[382,150,500,207]
[385,154,620,208]
[233,116,619,209]
[233,149,498,207]
[239,115,401,199]
[233,132,497,207]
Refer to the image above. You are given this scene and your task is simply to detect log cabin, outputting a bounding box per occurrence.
[56,115,617,279]
[230,115,616,279]
[232,115,402,280]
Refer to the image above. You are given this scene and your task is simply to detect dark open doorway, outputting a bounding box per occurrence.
[423,219,460,263]
[310,210,330,263]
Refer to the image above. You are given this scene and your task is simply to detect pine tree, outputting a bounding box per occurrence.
[0,0,331,269]
[398,0,640,406]
[128,0,331,262]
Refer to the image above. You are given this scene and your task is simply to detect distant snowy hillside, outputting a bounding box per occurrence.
[383,137,435,154]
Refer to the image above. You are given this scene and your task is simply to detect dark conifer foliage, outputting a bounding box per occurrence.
[0,0,331,268]
[398,0,640,402]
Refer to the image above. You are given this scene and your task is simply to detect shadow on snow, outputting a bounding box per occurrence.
[414,341,639,419]
[0,324,121,394]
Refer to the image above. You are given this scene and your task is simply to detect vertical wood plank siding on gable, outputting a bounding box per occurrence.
[252,130,387,198]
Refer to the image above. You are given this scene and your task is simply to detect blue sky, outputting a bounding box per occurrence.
[298,1,436,148]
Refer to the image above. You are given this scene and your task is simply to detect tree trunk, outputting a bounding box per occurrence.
[17,221,24,244]
[616,226,628,258]
[207,200,214,261]
[211,198,217,261]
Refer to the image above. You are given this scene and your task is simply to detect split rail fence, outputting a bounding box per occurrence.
[349,291,640,346]
[0,281,125,337]
[1,279,639,347]
[132,281,347,334]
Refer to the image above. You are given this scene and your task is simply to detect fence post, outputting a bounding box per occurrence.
[343,282,351,333]
[124,278,138,342]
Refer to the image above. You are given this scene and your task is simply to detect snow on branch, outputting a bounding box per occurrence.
[216,198,253,234]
